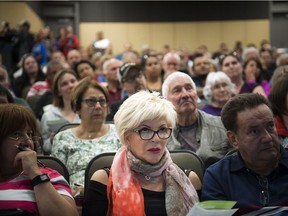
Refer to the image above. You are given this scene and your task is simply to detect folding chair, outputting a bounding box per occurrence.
[37,155,70,183]
[84,150,205,193]
[170,150,205,182]
[56,123,80,134]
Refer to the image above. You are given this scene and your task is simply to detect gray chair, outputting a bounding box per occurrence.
[37,155,70,183]
[84,150,205,193]
[56,123,80,134]
[170,150,205,182]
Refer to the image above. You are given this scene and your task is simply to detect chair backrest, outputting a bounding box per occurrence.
[84,150,205,192]
[84,152,115,193]
[56,123,80,134]
[37,156,70,183]
[170,150,205,181]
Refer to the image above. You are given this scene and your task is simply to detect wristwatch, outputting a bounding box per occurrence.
[32,173,50,187]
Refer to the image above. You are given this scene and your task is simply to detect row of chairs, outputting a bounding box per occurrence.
[38,149,206,188]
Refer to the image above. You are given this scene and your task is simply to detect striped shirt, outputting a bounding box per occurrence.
[0,167,73,214]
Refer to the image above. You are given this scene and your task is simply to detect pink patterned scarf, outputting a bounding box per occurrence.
[107,146,199,216]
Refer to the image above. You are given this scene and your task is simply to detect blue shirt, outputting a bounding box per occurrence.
[201,146,288,208]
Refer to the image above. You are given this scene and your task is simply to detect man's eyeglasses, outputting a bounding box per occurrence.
[134,127,172,140]
[8,131,41,144]
[167,62,179,66]
[82,98,107,107]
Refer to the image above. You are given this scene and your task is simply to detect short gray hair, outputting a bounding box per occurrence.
[102,58,122,74]
[162,71,196,98]
[163,52,181,63]
[203,71,235,102]
[114,90,177,144]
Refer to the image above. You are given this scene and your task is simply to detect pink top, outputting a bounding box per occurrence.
[0,167,73,214]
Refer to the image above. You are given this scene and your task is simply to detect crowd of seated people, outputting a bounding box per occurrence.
[1,20,288,215]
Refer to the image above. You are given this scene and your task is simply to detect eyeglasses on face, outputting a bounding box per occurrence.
[167,62,179,66]
[8,131,41,144]
[133,127,172,140]
[82,98,107,107]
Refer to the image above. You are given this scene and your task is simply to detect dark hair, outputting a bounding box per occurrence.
[192,53,207,70]
[0,103,38,151]
[219,51,240,67]
[243,57,264,83]
[21,53,43,76]
[71,77,109,113]
[73,60,95,79]
[52,68,78,108]
[221,93,271,133]
[140,54,158,70]
[268,73,288,116]
[0,84,14,103]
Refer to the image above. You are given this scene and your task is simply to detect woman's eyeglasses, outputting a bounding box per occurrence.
[134,127,172,140]
[82,98,107,107]
[9,131,42,144]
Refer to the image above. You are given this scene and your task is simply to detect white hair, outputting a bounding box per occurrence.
[114,90,177,145]
[161,71,196,98]
[163,52,181,63]
[102,58,122,74]
[242,47,259,62]
[203,71,235,102]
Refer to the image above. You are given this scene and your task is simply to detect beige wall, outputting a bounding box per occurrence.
[80,19,270,54]
[0,2,43,34]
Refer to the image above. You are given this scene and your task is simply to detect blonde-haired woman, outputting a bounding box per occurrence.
[83,91,199,216]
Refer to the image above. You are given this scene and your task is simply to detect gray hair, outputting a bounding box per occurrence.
[102,58,122,74]
[203,71,235,102]
[162,71,196,98]
[114,90,177,144]
[163,52,181,63]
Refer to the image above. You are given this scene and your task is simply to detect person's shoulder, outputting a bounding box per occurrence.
[91,169,109,186]
[206,155,231,173]
[198,109,223,125]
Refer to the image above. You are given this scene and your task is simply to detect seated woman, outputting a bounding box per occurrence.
[219,51,266,96]
[201,71,235,116]
[51,77,120,194]
[40,68,80,155]
[82,91,199,216]
[268,67,288,148]
[243,57,270,96]
[141,54,163,93]
[0,104,78,216]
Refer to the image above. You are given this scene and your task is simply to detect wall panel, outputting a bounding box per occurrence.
[80,19,269,54]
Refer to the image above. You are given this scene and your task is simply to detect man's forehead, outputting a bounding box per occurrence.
[169,79,194,89]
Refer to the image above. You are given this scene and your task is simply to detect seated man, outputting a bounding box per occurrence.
[162,72,231,167]
[106,62,147,121]
[201,93,288,209]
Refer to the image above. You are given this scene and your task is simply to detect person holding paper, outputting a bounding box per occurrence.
[82,91,199,216]
[202,93,288,208]
[40,68,80,154]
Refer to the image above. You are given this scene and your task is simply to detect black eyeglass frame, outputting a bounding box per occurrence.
[133,127,172,140]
